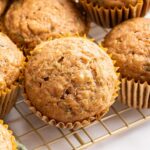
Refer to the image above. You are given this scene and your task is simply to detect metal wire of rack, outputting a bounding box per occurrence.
[4,23,150,150]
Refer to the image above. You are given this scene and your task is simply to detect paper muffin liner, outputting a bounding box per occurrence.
[142,0,150,15]
[79,0,144,28]
[24,38,120,129]
[24,78,119,129]
[25,98,109,129]
[0,53,25,118]
[119,78,150,109]
[0,120,17,150]
[0,84,20,118]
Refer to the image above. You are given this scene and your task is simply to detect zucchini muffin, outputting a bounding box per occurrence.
[0,32,24,117]
[103,18,150,82]
[0,120,16,150]
[79,0,149,27]
[4,0,89,53]
[103,18,150,108]
[25,37,119,128]
[0,0,8,16]
[0,33,24,90]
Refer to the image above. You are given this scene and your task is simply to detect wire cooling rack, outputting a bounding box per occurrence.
[4,21,150,150]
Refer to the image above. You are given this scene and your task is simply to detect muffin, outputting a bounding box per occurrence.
[24,37,119,129]
[79,0,149,27]
[0,0,8,16]
[0,120,27,150]
[0,32,25,118]
[4,0,89,54]
[103,18,150,108]
[0,120,16,150]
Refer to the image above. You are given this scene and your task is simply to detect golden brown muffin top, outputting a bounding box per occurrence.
[0,32,24,91]
[103,18,150,83]
[92,0,138,7]
[0,0,8,16]
[4,0,88,53]
[0,123,13,150]
[25,37,118,123]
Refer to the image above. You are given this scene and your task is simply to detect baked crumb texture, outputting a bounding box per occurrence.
[25,37,118,124]
[4,0,88,52]
[0,32,24,91]
[103,18,150,83]
[90,0,138,7]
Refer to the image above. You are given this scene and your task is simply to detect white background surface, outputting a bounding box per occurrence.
[88,121,150,150]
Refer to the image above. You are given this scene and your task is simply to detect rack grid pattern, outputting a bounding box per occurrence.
[4,23,150,150]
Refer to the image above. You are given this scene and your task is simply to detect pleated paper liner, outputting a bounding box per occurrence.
[79,0,145,28]
[142,0,150,15]
[24,68,119,129]
[119,78,150,109]
[0,83,20,118]
[25,98,109,129]
[24,79,119,129]
[0,120,17,150]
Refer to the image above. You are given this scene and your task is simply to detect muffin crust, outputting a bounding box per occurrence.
[92,0,138,7]
[0,123,13,150]
[25,37,118,123]
[4,0,88,52]
[0,32,24,90]
[103,18,150,82]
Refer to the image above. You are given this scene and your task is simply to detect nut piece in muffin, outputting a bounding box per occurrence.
[25,37,118,124]
[4,0,89,53]
[103,18,150,83]
[0,32,24,91]
[0,0,8,16]
[0,120,16,150]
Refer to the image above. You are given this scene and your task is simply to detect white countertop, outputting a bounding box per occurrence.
[88,121,150,150]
